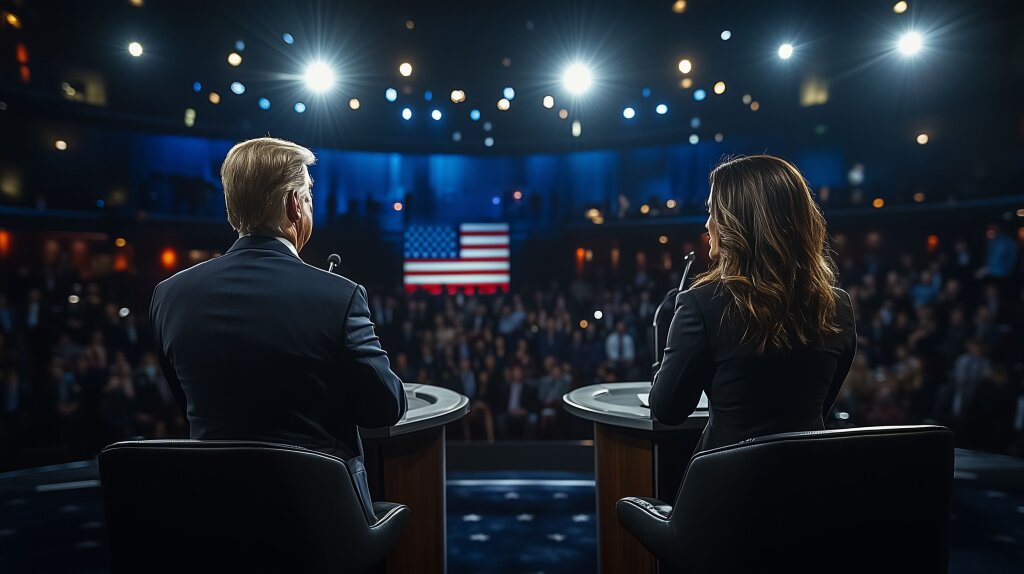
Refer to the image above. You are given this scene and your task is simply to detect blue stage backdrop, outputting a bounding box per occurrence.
[126,131,845,230]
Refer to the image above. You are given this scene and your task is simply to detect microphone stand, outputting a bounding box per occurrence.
[650,251,695,377]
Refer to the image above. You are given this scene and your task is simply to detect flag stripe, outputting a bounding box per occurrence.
[405,261,510,272]
[460,223,509,232]
[460,248,510,258]
[460,235,510,246]
[404,274,511,285]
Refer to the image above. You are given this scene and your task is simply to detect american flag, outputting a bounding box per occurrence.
[403,223,510,295]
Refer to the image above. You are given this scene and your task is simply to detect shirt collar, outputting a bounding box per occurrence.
[238,234,300,258]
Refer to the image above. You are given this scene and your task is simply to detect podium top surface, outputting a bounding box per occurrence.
[361,383,469,438]
[562,382,708,432]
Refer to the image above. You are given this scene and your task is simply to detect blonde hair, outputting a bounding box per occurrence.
[693,155,840,353]
[220,137,315,235]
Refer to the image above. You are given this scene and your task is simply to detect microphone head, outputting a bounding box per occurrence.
[327,254,341,267]
[683,251,696,262]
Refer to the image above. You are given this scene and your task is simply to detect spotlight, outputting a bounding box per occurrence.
[571,120,582,137]
[431,109,442,120]
[542,95,554,109]
[54,140,68,151]
[470,109,481,121]
[119,307,130,318]
[893,1,908,14]
[898,31,923,55]
[694,89,706,101]
[349,98,360,110]
[227,52,242,66]
[450,89,466,103]
[128,42,143,57]
[593,310,603,320]
[399,62,413,77]
[713,81,726,94]
[497,98,510,111]
[402,107,412,120]
[562,63,593,95]
[230,82,245,95]
[623,107,635,119]
[282,33,294,45]
[916,133,929,145]
[503,87,515,100]
[778,43,794,59]
[304,62,335,93]
[689,134,699,144]
[385,88,398,102]
[258,97,270,110]
[678,59,692,74]
[666,199,678,209]
[720,30,732,41]
[655,103,668,115]
[294,102,306,113]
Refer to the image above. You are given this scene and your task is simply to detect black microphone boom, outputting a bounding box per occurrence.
[327,253,342,274]
[651,251,696,378]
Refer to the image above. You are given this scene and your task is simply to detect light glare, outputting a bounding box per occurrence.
[898,31,923,55]
[563,63,593,95]
[128,42,143,57]
[304,62,335,93]
[778,43,794,59]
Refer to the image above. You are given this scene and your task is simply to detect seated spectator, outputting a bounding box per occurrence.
[536,359,572,438]
[496,366,537,440]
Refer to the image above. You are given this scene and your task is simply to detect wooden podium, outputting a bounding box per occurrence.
[363,384,469,574]
[564,382,707,574]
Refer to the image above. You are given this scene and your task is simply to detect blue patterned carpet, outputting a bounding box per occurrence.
[0,452,1022,573]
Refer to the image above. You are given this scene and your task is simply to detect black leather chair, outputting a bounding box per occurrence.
[98,440,410,574]
[617,425,953,573]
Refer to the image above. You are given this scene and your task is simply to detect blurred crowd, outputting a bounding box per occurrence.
[0,227,1021,470]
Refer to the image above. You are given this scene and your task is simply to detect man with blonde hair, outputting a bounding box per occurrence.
[150,137,406,523]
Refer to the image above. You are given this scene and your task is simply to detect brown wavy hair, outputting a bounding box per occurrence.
[692,155,840,353]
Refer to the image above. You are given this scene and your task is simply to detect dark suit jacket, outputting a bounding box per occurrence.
[650,282,856,453]
[150,235,407,460]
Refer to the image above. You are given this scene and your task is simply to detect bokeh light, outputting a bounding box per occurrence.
[713,81,726,95]
[128,42,143,57]
[678,59,692,74]
[916,133,929,145]
[562,63,593,95]
[778,43,794,59]
[623,107,635,119]
[542,95,555,109]
[349,98,360,110]
[227,52,242,66]
[399,62,413,77]
[893,2,909,14]
[294,102,306,113]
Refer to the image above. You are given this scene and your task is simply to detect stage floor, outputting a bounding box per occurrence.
[1,448,1021,573]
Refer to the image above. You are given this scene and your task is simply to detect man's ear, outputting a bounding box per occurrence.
[286,190,300,222]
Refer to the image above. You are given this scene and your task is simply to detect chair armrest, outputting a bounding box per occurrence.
[616,497,675,562]
[365,502,410,564]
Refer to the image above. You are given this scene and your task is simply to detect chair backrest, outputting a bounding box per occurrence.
[670,425,953,573]
[99,440,386,574]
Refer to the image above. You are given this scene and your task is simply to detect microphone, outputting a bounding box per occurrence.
[677,251,696,291]
[327,253,341,274]
[651,251,698,380]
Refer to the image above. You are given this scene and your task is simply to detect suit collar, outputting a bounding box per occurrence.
[226,235,301,259]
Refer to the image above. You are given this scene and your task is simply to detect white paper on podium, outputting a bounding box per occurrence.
[638,392,709,409]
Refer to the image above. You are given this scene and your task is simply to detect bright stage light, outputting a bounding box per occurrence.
[693,89,706,101]
[542,95,554,109]
[503,87,515,100]
[916,133,929,145]
[402,107,412,120]
[713,81,726,94]
[562,63,593,95]
[128,42,143,57]
[258,97,270,110]
[227,52,242,66]
[572,120,582,137]
[778,43,794,60]
[385,88,398,102]
[497,98,510,111]
[655,103,668,115]
[399,62,413,77]
[898,31,923,55]
[209,92,221,104]
[470,109,481,121]
[450,89,466,103]
[304,62,335,93]
[893,1,909,14]
[192,81,202,93]
[689,134,699,144]
[431,109,442,121]
[349,98,360,110]
[720,30,732,41]
[230,82,245,95]
[294,102,306,113]
[623,107,635,119]
[54,139,67,151]
[282,33,294,45]
[678,59,692,74]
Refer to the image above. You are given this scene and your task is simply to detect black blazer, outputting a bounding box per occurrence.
[650,282,856,453]
[150,235,407,460]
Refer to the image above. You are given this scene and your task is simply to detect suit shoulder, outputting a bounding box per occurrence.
[295,261,358,292]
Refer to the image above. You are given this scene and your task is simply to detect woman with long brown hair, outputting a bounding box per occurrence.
[650,154,856,452]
